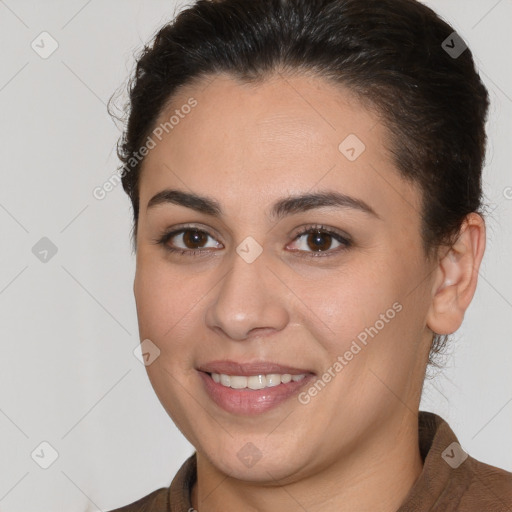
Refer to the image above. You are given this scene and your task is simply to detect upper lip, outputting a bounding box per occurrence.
[197,360,315,376]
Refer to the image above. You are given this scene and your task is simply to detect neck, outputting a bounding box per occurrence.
[191,412,424,512]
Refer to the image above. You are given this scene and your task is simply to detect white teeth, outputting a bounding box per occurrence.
[220,374,231,387]
[210,372,307,389]
[281,374,292,384]
[229,375,247,389]
[266,374,281,387]
[247,375,266,389]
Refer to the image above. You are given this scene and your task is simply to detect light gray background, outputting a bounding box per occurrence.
[0,1,510,510]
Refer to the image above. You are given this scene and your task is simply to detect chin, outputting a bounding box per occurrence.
[199,438,311,484]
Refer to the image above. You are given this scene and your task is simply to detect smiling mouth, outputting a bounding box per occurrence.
[207,372,307,390]
[198,367,315,415]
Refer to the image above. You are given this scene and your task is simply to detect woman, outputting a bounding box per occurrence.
[108,0,512,510]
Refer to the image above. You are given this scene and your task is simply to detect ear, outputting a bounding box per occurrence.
[426,213,486,335]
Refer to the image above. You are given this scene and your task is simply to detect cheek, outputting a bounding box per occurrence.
[133,260,203,426]
[133,257,203,349]
[296,264,396,346]
[295,256,426,404]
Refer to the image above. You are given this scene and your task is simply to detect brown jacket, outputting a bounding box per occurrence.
[108,411,512,511]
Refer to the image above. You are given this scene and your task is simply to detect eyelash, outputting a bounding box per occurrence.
[152,224,352,259]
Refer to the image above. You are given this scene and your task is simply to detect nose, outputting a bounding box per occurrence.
[205,248,290,341]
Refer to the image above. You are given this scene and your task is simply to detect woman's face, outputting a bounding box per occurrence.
[133,73,436,482]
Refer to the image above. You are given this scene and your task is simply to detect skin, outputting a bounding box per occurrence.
[132,72,486,512]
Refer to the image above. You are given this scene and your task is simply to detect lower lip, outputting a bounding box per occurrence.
[198,371,314,415]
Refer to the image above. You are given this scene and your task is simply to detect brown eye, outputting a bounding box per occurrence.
[158,227,222,256]
[288,225,351,257]
[305,231,334,252]
[181,229,209,249]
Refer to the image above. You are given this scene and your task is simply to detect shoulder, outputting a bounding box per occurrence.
[401,411,512,511]
[106,486,169,512]
[461,455,512,510]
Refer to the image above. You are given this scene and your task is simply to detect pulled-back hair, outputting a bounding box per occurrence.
[110,0,490,367]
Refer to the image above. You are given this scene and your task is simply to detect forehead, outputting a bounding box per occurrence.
[138,72,421,222]
[156,72,378,153]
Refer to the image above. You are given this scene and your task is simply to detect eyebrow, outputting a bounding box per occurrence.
[146,188,380,220]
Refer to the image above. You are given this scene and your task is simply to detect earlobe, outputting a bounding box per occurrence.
[426,213,486,335]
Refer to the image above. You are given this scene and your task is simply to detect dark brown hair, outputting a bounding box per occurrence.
[110,0,490,367]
